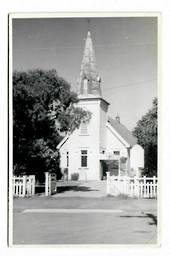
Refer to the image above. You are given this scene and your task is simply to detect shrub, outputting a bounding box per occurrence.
[71,172,79,181]
[63,168,68,175]
[63,168,68,181]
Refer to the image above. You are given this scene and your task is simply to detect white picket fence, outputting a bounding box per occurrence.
[106,172,158,198]
[12,175,35,197]
[13,172,57,197]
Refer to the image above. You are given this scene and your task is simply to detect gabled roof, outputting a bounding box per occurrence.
[108,116,137,147]
[57,116,137,150]
[56,134,69,149]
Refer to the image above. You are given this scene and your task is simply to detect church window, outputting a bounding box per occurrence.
[80,122,88,135]
[81,150,88,167]
[113,151,120,157]
[66,151,69,167]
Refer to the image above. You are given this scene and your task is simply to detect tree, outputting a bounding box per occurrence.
[133,98,157,176]
[13,69,91,181]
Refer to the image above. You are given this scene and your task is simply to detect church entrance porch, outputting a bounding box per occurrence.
[100,159,128,180]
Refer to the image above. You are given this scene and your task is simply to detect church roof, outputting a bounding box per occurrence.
[108,116,137,147]
[78,31,102,97]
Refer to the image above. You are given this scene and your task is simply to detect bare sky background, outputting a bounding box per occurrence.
[13,17,157,130]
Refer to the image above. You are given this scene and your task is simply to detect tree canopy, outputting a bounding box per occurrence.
[13,69,91,181]
[133,98,157,176]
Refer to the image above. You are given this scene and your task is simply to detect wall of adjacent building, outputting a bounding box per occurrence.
[130,144,144,174]
[105,125,128,158]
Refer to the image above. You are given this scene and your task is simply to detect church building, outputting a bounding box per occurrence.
[57,31,144,181]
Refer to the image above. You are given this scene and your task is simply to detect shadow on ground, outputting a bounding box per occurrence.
[57,185,99,193]
[120,212,157,226]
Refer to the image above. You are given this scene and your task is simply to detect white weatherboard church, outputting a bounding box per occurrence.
[57,31,144,181]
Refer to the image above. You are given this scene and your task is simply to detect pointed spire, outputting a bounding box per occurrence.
[80,31,97,80]
[78,31,102,97]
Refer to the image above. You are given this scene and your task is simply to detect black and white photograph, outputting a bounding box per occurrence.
[9,14,158,246]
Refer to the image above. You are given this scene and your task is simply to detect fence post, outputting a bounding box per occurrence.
[32,175,35,196]
[153,176,156,197]
[27,176,31,195]
[134,177,137,197]
[48,173,51,196]
[136,177,140,198]
[50,173,57,194]
[22,175,27,197]
[45,172,49,196]
[106,172,110,195]
[143,176,146,198]
[124,176,128,195]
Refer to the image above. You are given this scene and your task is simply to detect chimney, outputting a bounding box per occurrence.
[115,114,120,123]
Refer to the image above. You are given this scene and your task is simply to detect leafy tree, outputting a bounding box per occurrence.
[133,98,157,176]
[13,69,91,181]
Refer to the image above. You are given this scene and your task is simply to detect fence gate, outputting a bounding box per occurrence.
[13,175,35,197]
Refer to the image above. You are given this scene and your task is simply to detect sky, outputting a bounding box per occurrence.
[12,17,157,130]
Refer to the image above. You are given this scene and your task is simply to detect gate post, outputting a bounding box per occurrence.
[106,172,110,195]
[153,176,156,197]
[30,175,35,196]
[45,172,49,196]
[48,173,51,196]
[22,175,27,197]
[32,175,35,195]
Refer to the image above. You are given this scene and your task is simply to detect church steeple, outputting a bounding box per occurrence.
[78,31,102,97]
